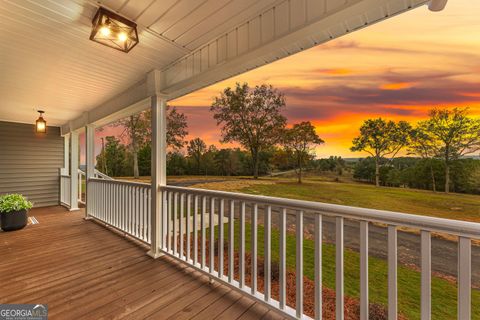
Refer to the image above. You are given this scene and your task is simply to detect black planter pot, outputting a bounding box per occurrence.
[0,209,28,231]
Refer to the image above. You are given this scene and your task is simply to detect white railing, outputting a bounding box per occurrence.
[81,179,480,320]
[77,169,113,204]
[158,185,480,320]
[88,178,151,243]
[60,175,71,207]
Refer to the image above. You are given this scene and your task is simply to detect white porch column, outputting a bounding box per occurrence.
[62,133,70,175]
[147,95,167,258]
[70,131,80,211]
[85,124,95,218]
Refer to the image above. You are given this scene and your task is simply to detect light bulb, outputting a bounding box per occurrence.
[100,26,111,37]
[118,32,128,42]
[37,122,45,131]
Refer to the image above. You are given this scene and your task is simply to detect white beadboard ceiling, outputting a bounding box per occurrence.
[0,0,434,128]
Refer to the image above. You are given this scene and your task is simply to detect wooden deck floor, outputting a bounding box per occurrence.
[0,206,285,320]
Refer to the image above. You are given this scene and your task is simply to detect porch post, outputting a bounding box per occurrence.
[85,124,95,219]
[62,133,70,176]
[147,95,167,258]
[70,130,80,211]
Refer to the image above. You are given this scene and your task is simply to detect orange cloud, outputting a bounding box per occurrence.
[380,82,415,90]
[460,92,480,98]
[317,68,353,75]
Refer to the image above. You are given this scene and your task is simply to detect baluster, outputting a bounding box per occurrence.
[180,193,185,259]
[209,197,215,272]
[107,183,109,224]
[143,187,146,241]
[174,192,178,254]
[228,200,235,283]
[388,225,397,320]
[240,201,246,288]
[296,210,304,318]
[201,196,207,269]
[105,183,112,224]
[219,199,225,278]
[160,188,169,251]
[336,216,344,320]
[131,186,135,235]
[136,186,140,238]
[135,186,139,236]
[186,194,191,262]
[122,184,126,231]
[360,221,369,320]
[279,208,287,310]
[421,230,431,320]
[112,183,115,225]
[125,184,129,233]
[167,191,172,252]
[135,186,140,238]
[129,185,133,235]
[193,195,198,265]
[251,203,258,295]
[265,205,272,301]
[458,237,471,319]
[136,187,140,238]
[315,214,323,320]
[149,187,154,245]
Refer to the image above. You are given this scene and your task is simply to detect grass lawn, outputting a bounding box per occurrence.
[222,221,480,319]
[201,177,480,222]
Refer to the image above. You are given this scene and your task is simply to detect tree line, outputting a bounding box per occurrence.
[350,108,480,193]
[96,83,323,183]
[95,82,480,194]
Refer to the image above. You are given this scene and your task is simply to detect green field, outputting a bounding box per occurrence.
[197,177,480,222]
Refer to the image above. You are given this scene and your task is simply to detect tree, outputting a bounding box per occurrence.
[408,125,438,191]
[418,108,480,193]
[350,118,411,187]
[211,83,287,179]
[95,136,128,177]
[283,121,324,183]
[115,105,188,178]
[187,138,207,174]
[114,113,149,179]
[144,105,189,149]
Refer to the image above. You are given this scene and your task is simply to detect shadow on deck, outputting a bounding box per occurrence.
[0,206,285,319]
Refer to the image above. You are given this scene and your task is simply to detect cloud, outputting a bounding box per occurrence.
[380,82,415,90]
[316,68,353,75]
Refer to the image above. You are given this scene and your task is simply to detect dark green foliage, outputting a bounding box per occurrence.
[95,136,129,177]
[353,156,480,194]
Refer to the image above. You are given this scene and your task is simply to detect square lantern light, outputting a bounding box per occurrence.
[90,7,139,53]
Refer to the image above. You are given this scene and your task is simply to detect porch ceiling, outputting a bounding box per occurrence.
[0,0,438,128]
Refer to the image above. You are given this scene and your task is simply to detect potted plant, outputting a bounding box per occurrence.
[0,194,33,231]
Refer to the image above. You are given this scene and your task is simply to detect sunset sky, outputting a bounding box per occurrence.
[165,0,480,158]
[92,1,480,160]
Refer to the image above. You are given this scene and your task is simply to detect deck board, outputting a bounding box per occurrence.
[0,206,284,319]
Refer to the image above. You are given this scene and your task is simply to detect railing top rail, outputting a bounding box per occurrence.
[162,185,480,238]
[89,177,150,188]
[60,175,71,178]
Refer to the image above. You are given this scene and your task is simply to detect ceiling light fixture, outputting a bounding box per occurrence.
[35,110,46,133]
[90,7,138,53]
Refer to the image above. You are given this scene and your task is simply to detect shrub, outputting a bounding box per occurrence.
[0,194,33,213]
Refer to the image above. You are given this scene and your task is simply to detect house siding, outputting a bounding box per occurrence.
[0,121,63,207]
